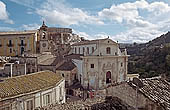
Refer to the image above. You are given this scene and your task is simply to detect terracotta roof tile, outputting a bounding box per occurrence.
[56,60,76,71]
[139,79,170,110]
[0,71,63,100]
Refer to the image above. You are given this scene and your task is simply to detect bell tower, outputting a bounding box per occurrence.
[39,21,49,53]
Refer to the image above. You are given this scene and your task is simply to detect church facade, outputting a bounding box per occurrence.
[72,38,129,90]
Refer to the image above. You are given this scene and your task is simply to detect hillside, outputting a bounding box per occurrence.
[125,31,170,81]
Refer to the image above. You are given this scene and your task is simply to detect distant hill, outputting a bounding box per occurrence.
[124,31,170,81]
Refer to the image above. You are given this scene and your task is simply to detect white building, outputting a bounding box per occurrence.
[0,70,65,110]
[71,38,129,90]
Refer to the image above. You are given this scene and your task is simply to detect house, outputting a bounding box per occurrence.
[0,70,65,110]
[0,56,38,78]
[71,38,129,90]
[106,78,170,110]
[0,30,38,56]
[37,55,65,73]
[56,60,78,87]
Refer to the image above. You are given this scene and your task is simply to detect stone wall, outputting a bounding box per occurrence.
[106,82,163,110]
[107,82,146,109]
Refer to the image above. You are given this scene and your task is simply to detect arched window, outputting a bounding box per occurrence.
[106,47,111,54]
[106,71,111,84]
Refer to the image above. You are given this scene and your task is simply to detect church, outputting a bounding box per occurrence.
[71,38,129,90]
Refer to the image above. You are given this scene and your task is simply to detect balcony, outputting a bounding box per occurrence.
[7,43,14,47]
[18,43,27,46]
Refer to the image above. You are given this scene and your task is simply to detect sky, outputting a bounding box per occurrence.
[0,0,170,43]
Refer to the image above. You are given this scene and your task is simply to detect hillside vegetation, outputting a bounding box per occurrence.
[126,32,170,81]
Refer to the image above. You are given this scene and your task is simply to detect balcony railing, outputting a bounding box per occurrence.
[7,44,14,47]
[18,43,27,46]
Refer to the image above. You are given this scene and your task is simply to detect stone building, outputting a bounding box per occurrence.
[37,55,65,73]
[106,78,170,110]
[71,38,129,90]
[0,70,65,110]
[0,56,38,78]
[0,21,80,57]
[56,60,78,87]
[37,21,80,55]
[0,30,38,56]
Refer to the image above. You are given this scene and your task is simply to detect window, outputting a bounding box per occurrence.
[32,69,35,73]
[106,47,111,54]
[59,86,62,96]
[91,64,94,68]
[79,47,80,54]
[115,52,117,55]
[87,47,89,54]
[83,47,85,54]
[46,94,50,104]
[121,62,123,67]
[92,47,94,53]
[10,48,12,53]
[9,40,12,45]
[75,47,77,54]
[42,32,46,39]
[26,100,33,110]
[21,40,24,45]
[21,47,24,55]
[43,94,51,105]
[27,68,30,74]
[62,73,64,77]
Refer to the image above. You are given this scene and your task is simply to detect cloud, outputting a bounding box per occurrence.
[98,0,170,28]
[36,0,104,26]
[0,26,15,31]
[97,0,170,43]
[73,29,92,40]
[98,0,148,24]
[7,0,170,43]
[0,1,14,24]
[21,23,40,30]
[112,27,163,43]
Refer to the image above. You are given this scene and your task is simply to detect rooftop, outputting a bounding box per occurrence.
[0,70,63,100]
[38,56,64,66]
[139,78,170,110]
[64,54,83,60]
[71,38,117,46]
[56,60,76,71]
[0,30,38,36]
